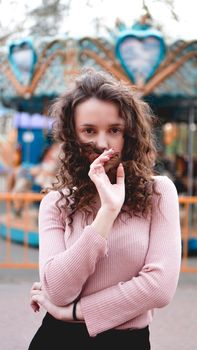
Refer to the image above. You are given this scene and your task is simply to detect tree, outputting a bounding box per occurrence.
[0,0,71,44]
[0,0,183,45]
[27,0,71,37]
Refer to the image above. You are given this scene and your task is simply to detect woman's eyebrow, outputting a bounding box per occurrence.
[80,123,125,127]
[109,123,125,127]
[80,123,96,126]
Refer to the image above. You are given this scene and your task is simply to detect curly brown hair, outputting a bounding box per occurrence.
[47,68,159,228]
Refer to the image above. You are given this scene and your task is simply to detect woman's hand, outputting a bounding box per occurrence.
[88,149,125,215]
[30,281,42,312]
[30,282,83,322]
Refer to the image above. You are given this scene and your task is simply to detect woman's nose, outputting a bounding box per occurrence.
[95,134,109,150]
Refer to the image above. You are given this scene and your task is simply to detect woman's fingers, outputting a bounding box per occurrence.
[31,294,62,320]
[116,163,125,185]
[90,155,109,169]
[31,289,42,299]
[32,294,45,305]
[30,290,41,312]
[30,282,42,312]
[91,164,103,174]
[91,149,114,166]
[30,290,46,312]
[31,281,42,291]
[31,290,43,297]
[88,149,115,180]
[30,299,40,312]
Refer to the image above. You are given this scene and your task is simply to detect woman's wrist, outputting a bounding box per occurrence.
[91,207,118,238]
[72,300,78,321]
[74,300,83,321]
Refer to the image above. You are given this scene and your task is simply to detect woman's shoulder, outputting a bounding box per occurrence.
[40,188,69,207]
[152,175,178,195]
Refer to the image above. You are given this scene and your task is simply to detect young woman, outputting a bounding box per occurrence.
[28,68,181,349]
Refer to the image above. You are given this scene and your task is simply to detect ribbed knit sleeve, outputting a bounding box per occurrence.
[38,191,108,305]
[80,176,182,336]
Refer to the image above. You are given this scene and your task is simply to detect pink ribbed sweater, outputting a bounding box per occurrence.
[38,175,181,337]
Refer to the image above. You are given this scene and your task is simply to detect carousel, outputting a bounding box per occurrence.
[0,108,55,247]
[0,14,197,249]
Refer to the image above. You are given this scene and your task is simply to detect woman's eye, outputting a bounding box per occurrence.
[84,128,94,134]
[110,128,121,134]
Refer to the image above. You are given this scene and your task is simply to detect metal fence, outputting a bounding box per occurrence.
[0,192,43,268]
[0,192,197,272]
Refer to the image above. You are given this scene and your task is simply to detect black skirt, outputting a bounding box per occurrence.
[28,312,151,349]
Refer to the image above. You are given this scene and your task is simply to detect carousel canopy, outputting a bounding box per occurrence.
[0,22,197,117]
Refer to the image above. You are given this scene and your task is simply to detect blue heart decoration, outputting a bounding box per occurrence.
[8,38,37,85]
[115,28,166,85]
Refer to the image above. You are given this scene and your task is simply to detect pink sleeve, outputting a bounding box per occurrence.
[38,191,108,305]
[80,176,182,336]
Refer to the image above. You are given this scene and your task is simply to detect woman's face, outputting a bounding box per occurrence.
[74,98,125,167]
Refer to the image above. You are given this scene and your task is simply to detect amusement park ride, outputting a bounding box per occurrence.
[0,15,197,249]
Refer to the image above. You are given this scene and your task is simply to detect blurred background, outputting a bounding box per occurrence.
[0,1,197,349]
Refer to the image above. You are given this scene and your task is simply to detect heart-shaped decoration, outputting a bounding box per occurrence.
[115,28,166,85]
[8,39,37,86]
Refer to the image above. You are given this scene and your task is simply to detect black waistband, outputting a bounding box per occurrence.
[44,312,149,334]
